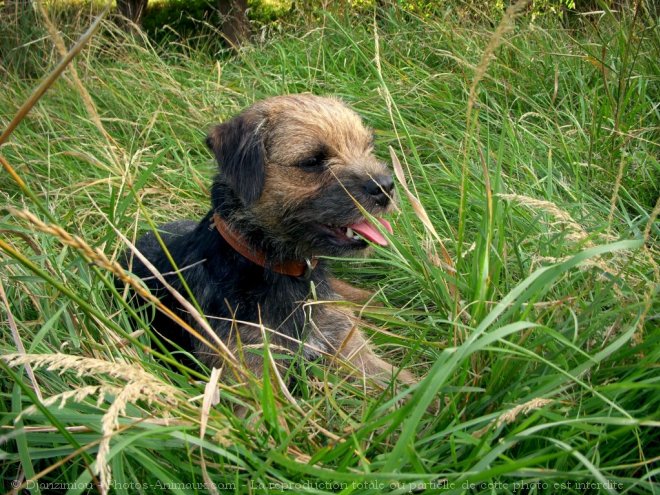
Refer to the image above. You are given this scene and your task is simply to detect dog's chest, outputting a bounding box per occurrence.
[199,270,344,356]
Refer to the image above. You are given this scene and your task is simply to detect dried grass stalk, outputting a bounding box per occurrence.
[35,3,122,168]
[498,193,591,244]
[466,0,531,120]
[496,398,553,427]
[3,352,180,494]
[497,193,628,293]
[0,10,107,146]
[200,367,223,495]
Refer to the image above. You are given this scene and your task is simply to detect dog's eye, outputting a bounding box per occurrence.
[298,151,327,170]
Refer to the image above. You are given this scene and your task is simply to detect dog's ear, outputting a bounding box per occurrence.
[206,112,266,205]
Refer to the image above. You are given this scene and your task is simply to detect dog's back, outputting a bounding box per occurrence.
[124,219,199,353]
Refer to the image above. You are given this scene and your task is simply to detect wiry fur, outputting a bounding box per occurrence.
[122,94,413,384]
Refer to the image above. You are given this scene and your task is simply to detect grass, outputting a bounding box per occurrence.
[1,3,659,494]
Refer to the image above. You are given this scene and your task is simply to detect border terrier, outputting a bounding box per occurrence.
[124,94,414,385]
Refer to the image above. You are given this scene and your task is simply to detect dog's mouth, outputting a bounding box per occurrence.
[322,217,393,248]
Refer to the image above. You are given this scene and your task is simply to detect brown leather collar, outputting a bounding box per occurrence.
[212,213,318,279]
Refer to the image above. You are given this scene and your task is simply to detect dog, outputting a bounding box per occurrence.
[123,94,414,385]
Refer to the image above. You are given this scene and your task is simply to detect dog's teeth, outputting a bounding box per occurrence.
[345,227,354,239]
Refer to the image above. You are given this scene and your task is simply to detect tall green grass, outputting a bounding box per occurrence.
[1,4,658,494]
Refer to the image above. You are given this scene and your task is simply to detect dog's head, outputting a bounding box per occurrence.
[207,94,394,257]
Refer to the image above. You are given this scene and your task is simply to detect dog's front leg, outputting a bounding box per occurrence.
[315,308,415,386]
[329,278,378,305]
[337,327,416,386]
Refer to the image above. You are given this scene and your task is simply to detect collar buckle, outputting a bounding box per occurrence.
[300,258,315,281]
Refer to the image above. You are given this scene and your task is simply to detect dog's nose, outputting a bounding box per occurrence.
[364,174,394,206]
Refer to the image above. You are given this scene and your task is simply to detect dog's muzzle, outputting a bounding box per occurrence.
[364,174,394,207]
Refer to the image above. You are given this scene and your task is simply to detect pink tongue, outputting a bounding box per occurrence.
[348,218,393,246]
